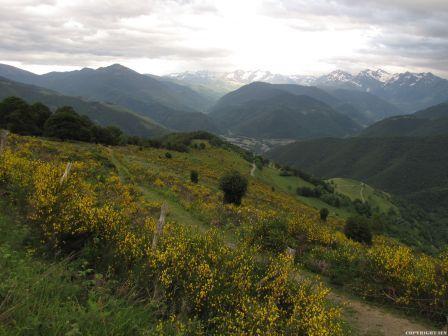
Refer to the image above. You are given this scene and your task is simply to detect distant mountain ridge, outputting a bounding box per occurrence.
[209,82,361,139]
[0,63,219,133]
[167,68,448,114]
[0,76,167,138]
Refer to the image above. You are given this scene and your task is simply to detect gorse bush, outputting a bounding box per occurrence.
[219,171,248,205]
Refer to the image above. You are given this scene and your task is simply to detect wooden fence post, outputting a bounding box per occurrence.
[286,246,296,259]
[60,162,73,185]
[152,203,168,251]
[152,203,168,300]
[0,130,9,153]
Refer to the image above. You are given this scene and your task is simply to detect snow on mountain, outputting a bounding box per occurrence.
[166,69,447,96]
[357,69,394,83]
[165,68,448,114]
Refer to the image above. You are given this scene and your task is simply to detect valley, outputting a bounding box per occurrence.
[2,1,447,334]
[1,63,447,335]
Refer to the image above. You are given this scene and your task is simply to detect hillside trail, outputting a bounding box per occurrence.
[250,162,256,176]
[330,290,431,335]
[360,182,366,202]
[104,147,433,336]
[296,270,433,336]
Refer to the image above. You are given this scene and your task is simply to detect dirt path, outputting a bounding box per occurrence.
[360,182,366,202]
[293,270,433,336]
[250,162,256,176]
[330,291,432,336]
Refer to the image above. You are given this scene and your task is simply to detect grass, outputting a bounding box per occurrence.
[255,166,353,218]
[328,178,397,213]
[0,203,162,336]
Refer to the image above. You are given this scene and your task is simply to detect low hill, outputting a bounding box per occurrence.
[413,102,448,119]
[327,177,396,213]
[210,82,361,139]
[267,136,448,213]
[267,136,448,195]
[0,76,166,138]
[360,102,448,137]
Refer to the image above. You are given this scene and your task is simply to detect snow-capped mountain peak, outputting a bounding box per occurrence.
[324,70,354,82]
[357,69,394,83]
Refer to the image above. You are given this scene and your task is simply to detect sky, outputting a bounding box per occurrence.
[0,0,447,77]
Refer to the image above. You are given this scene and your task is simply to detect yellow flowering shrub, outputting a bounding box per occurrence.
[0,136,344,335]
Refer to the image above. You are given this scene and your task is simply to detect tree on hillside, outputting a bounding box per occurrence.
[344,216,372,245]
[0,97,28,125]
[219,171,248,205]
[91,125,123,145]
[190,170,199,184]
[30,102,52,132]
[43,106,92,141]
[0,97,41,135]
[320,208,329,221]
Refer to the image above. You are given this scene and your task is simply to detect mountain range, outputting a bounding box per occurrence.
[0,63,220,134]
[209,82,361,139]
[167,69,448,114]
[1,63,448,142]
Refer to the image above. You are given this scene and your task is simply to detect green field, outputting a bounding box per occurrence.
[328,177,397,213]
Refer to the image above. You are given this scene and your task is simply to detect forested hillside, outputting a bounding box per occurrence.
[0,77,167,138]
[268,136,448,248]
[360,102,448,137]
[210,82,361,139]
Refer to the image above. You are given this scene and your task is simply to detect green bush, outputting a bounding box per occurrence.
[344,216,373,245]
[190,170,199,184]
[320,208,329,221]
[296,186,321,198]
[219,171,248,205]
[165,152,172,159]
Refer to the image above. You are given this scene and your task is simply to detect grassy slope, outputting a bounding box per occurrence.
[0,135,434,335]
[0,204,160,336]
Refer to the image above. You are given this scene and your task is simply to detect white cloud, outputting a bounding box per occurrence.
[0,0,447,77]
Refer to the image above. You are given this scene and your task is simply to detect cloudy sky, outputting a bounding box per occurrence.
[1,0,447,77]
